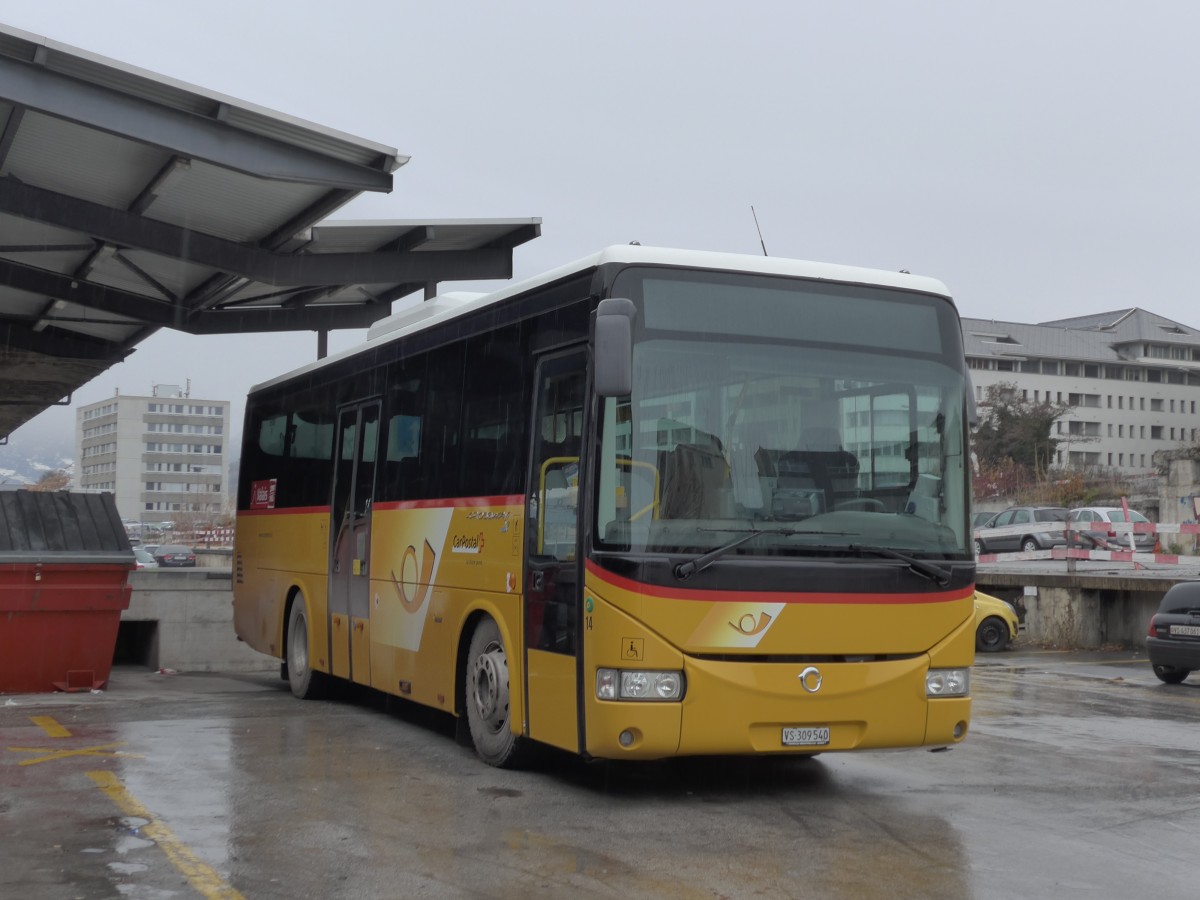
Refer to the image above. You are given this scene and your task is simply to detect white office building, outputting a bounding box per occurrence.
[963,309,1200,474]
[75,384,230,525]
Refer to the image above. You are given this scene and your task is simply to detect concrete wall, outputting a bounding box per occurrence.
[125,564,1174,669]
[1157,452,1200,554]
[1017,585,1160,649]
[123,568,274,673]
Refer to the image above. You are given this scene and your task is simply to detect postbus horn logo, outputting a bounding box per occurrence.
[391,539,436,613]
[729,611,773,636]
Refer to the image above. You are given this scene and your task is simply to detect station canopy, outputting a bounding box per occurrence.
[0,24,539,441]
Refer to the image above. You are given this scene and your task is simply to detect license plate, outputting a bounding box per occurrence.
[1169,624,1200,637]
[782,726,830,747]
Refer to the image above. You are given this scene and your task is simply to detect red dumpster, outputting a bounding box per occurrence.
[0,490,134,693]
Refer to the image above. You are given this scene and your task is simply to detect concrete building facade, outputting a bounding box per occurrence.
[963,308,1200,475]
[75,385,230,526]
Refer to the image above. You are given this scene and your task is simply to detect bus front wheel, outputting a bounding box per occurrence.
[287,597,326,700]
[465,617,527,768]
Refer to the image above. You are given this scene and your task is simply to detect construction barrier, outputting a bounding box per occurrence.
[975,520,1200,565]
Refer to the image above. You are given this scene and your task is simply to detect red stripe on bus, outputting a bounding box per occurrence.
[372,495,523,511]
[585,559,973,604]
[238,496,523,516]
[238,506,330,516]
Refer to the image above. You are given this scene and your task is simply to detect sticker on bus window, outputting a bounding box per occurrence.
[251,478,277,510]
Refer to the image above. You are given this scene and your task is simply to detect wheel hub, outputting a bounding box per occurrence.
[471,642,509,730]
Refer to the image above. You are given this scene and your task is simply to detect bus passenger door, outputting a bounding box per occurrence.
[524,350,586,752]
[330,401,380,686]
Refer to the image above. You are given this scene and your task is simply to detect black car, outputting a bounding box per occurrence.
[153,543,197,567]
[1146,582,1200,684]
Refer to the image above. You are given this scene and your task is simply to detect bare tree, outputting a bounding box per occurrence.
[29,469,70,492]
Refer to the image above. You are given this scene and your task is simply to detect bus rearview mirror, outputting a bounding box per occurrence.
[594,298,636,396]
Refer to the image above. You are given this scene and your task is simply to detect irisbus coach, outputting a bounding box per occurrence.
[233,245,977,767]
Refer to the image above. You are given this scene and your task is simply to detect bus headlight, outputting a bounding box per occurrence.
[596,668,685,701]
[926,668,970,697]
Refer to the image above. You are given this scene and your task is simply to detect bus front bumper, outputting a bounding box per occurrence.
[585,654,970,760]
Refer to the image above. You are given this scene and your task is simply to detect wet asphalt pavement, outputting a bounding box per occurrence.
[2,646,1198,900]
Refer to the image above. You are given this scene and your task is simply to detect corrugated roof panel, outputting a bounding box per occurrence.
[218,105,405,171]
[14,26,400,170]
[8,112,169,207]
[92,249,216,302]
[43,317,136,344]
[0,284,47,316]
[2,249,93,279]
[0,490,131,560]
[0,213,89,247]
[145,158,329,243]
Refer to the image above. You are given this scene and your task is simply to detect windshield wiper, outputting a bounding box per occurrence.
[847,544,952,586]
[673,528,857,580]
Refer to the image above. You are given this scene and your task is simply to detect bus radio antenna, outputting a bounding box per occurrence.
[750,206,768,256]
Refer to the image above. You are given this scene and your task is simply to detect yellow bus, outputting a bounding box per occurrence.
[233,245,976,767]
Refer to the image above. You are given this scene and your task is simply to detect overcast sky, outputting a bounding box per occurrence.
[7,1,1200,452]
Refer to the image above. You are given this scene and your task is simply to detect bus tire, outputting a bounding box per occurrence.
[287,596,327,700]
[465,617,527,768]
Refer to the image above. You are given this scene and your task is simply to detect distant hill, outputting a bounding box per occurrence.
[0,435,74,488]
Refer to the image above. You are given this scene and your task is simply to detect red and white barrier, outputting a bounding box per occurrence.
[975,519,1199,565]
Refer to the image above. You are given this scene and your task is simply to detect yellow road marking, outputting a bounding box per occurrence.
[7,740,144,766]
[87,770,246,900]
[30,716,71,738]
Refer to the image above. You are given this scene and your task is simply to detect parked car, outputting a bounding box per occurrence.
[972,511,998,529]
[133,547,158,569]
[1146,582,1200,684]
[975,591,1019,652]
[1067,507,1156,552]
[973,506,1069,555]
[153,544,196,567]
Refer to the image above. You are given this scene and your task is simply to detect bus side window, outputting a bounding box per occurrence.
[459,329,526,498]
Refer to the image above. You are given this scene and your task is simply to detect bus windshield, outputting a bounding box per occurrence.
[594,268,972,560]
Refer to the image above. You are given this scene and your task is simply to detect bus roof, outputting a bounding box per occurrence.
[248,245,953,395]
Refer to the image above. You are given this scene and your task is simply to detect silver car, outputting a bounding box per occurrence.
[1067,507,1156,552]
[974,506,1069,555]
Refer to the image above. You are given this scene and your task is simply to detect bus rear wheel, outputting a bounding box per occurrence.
[465,617,527,768]
[287,596,326,700]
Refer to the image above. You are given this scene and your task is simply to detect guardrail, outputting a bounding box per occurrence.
[974,520,1200,565]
